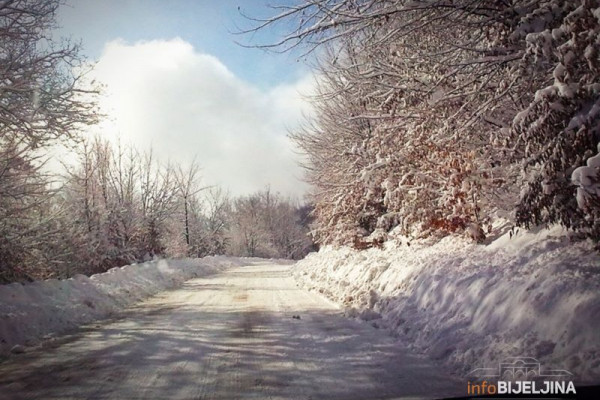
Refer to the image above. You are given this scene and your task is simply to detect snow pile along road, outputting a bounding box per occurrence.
[293,226,600,383]
[0,256,243,356]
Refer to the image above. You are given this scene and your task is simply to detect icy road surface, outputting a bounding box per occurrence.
[0,260,464,399]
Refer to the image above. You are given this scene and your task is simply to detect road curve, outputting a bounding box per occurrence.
[0,260,464,400]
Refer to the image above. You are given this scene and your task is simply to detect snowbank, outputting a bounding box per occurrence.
[0,256,244,356]
[293,226,600,383]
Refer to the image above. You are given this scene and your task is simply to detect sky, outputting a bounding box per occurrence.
[56,0,314,198]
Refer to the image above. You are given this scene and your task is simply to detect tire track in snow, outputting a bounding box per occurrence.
[0,260,464,399]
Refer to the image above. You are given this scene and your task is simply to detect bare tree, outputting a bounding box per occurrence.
[138,149,178,256]
[230,193,266,257]
[227,188,313,258]
[174,158,205,250]
[0,0,98,281]
[0,140,55,281]
[196,186,231,256]
[0,0,98,148]
[62,138,194,273]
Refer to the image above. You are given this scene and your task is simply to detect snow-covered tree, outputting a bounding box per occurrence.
[229,192,271,257]
[0,0,98,148]
[61,139,184,273]
[248,0,600,246]
[227,188,313,258]
[513,0,600,241]
[0,0,98,281]
[192,187,231,256]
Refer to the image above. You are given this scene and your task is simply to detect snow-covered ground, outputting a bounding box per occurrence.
[0,256,245,357]
[293,225,600,384]
[0,262,465,399]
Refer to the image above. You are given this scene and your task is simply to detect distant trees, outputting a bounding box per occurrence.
[2,135,314,282]
[247,0,600,246]
[0,133,313,282]
[190,187,231,257]
[228,188,315,259]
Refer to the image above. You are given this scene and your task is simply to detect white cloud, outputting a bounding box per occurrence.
[91,38,314,198]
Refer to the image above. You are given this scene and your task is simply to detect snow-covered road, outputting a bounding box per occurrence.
[0,260,464,400]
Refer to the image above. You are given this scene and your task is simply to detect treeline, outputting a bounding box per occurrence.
[66,138,313,272]
[1,137,314,283]
[253,0,600,246]
[0,1,313,283]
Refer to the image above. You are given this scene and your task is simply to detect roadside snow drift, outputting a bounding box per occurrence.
[293,226,600,383]
[0,256,243,357]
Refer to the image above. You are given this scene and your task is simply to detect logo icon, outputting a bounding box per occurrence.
[469,357,573,380]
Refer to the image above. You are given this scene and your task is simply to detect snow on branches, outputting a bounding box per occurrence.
[514,0,600,241]
[253,0,600,246]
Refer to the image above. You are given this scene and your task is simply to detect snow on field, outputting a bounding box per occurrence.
[0,256,245,357]
[293,225,600,383]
